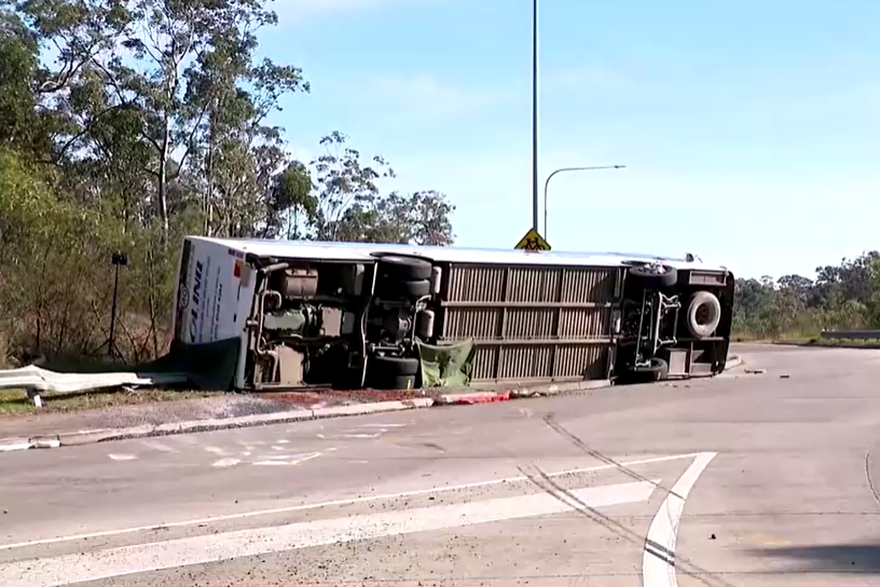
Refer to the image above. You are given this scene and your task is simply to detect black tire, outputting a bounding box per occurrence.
[632,357,669,382]
[628,264,678,290]
[376,278,431,300]
[371,355,420,376]
[375,254,432,281]
[687,291,722,339]
[368,355,420,389]
[373,374,417,390]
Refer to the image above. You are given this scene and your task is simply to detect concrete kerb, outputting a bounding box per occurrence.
[0,357,744,453]
[0,398,437,452]
[0,438,32,452]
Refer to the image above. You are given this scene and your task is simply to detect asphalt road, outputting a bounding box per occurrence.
[3,344,880,586]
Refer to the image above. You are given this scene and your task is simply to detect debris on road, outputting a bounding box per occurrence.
[744,368,767,375]
[0,366,188,394]
[0,365,189,408]
[434,390,511,405]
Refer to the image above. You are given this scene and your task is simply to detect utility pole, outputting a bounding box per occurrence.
[531,0,539,232]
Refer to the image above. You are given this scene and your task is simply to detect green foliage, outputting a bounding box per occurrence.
[732,251,880,339]
[0,1,456,365]
[310,132,455,245]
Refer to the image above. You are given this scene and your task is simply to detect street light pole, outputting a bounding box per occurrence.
[543,165,626,239]
[531,0,539,232]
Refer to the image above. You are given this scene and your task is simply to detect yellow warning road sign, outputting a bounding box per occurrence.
[515,228,551,251]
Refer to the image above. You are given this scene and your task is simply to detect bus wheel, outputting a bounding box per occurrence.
[376,278,431,300]
[368,355,420,389]
[627,264,677,290]
[630,358,669,382]
[687,291,721,338]
[375,255,433,281]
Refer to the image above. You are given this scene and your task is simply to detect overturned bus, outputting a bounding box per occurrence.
[172,237,735,391]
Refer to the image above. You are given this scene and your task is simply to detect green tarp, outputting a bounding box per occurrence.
[417,339,477,388]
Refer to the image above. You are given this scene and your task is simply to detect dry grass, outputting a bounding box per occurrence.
[0,388,223,417]
[805,337,880,348]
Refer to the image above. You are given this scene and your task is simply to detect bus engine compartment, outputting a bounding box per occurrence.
[246,254,439,390]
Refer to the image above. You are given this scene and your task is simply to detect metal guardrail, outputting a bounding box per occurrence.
[0,366,187,408]
[820,329,880,340]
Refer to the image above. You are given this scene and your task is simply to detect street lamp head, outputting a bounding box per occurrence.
[542,164,628,239]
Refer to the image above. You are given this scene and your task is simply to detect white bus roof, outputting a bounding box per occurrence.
[190,237,727,272]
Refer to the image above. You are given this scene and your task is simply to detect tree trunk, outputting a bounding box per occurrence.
[147,250,160,359]
[158,119,171,235]
[204,101,217,236]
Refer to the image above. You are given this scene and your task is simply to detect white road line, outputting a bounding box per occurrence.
[139,440,178,454]
[318,432,383,439]
[642,451,717,587]
[212,458,241,468]
[108,454,136,461]
[289,452,322,465]
[0,452,699,551]
[254,451,322,467]
[358,423,408,428]
[0,479,657,587]
[238,440,265,447]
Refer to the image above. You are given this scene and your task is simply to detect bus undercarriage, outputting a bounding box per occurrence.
[221,247,734,391]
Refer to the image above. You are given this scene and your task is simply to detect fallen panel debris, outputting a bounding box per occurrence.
[0,365,187,394]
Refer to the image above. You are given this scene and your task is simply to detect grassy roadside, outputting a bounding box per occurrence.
[0,388,223,417]
[732,332,821,344]
[798,337,880,348]
[732,333,880,348]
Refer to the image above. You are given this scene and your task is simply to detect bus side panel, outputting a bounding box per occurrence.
[173,238,242,345]
[436,263,621,382]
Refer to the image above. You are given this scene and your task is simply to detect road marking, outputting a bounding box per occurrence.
[238,440,265,447]
[108,454,136,461]
[212,458,241,468]
[358,423,408,428]
[750,532,791,547]
[642,451,716,587]
[254,451,322,467]
[0,479,657,587]
[317,432,382,439]
[140,440,177,453]
[0,452,699,551]
[204,446,229,456]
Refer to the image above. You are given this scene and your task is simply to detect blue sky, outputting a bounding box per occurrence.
[259,0,880,279]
